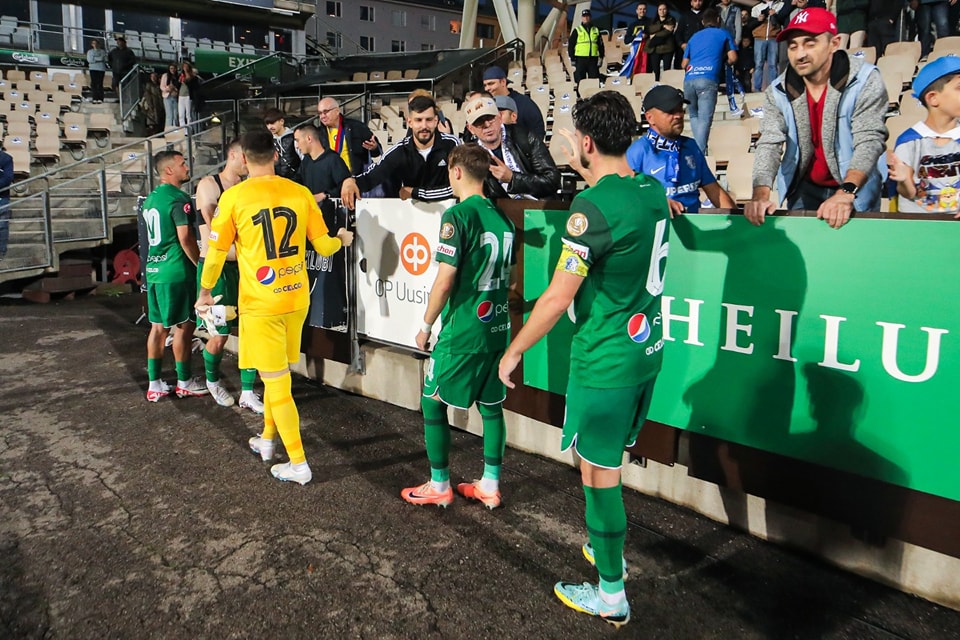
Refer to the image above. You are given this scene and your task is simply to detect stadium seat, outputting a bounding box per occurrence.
[403,69,419,79]
[88,112,114,148]
[878,69,903,105]
[883,41,921,65]
[33,129,61,164]
[578,77,601,96]
[548,131,574,167]
[709,123,754,162]
[848,30,866,49]
[369,71,385,81]
[386,70,403,80]
[5,121,31,139]
[7,144,30,178]
[632,73,656,96]
[931,36,960,59]
[661,69,685,90]
[897,94,926,122]
[885,114,915,150]
[722,152,756,201]
[29,71,45,83]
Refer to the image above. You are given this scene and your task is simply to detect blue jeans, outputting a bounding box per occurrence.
[164,96,178,127]
[0,202,10,258]
[787,179,880,213]
[684,77,719,154]
[918,2,952,57]
[754,39,778,92]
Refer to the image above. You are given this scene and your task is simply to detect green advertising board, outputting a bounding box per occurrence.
[523,212,960,502]
[192,47,280,80]
[0,49,51,66]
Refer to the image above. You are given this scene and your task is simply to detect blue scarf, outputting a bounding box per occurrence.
[646,128,680,187]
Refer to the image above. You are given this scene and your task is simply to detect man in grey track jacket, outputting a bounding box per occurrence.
[746,8,888,230]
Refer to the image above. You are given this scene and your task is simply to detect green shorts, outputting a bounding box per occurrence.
[147,280,196,328]
[196,259,240,335]
[423,350,506,410]
[561,378,656,469]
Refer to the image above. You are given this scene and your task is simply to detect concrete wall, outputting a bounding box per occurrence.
[292,341,960,612]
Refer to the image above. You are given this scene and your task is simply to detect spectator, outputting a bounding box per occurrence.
[866,0,903,56]
[887,56,960,214]
[402,143,517,511]
[463,96,561,200]
[777,0,809,74]
[751,0,781,91]
[498,92,671,630]
[677,0,707,55]
[747,8,888,229]
[836,0,870,40]
[917,0,953,58]
[0,146,11,262]
[627,85,736,214]
[624,3,653,75]
[108,36,137,94]
[86,39,107,104]
[569,9,605,85]
[294,124,351,204]
[316,97,381,176]
[482,66,546,139]
[142,150,206,403]
[159,63,179,128]
[647,4,680,79]
[736,35,756,90]
[140,71,165,135]
[193,139,262,413]
[629,3,653,40]
[495,94,519,124]
[682,8,738,154]
[408,88,453,134]
[341,96,461,209]
[718,0,742,45]
[177,62,199,131]
[197,130,354,486]
[263,108,300,180]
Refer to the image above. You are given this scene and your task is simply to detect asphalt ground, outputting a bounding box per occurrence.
[2,293,960,639]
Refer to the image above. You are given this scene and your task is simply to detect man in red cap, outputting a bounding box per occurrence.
[745,8,888,229]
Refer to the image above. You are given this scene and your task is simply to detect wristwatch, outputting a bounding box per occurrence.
[839,182,858,195]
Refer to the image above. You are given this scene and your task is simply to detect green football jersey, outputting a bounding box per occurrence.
[142,183,196,284]
[433,194,516,354]
[558,173,670,387]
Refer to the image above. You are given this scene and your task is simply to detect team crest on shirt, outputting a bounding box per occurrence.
[183,203,192,214]
[566,213,588,236]
[686,154,697,169]
[440,222,455,240]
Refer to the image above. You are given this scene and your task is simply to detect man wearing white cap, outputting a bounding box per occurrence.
[464,96,560,200]
[746,8,887,229]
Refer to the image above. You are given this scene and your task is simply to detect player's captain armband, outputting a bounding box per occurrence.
[561,238,589,261]
[556,245,589,277]
[436,243,456,258]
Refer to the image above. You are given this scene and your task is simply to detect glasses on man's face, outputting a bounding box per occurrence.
[318,108,336,116]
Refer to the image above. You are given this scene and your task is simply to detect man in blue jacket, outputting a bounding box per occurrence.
[746,8,888,229]
[0,148,12,262]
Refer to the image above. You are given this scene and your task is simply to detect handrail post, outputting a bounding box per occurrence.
[146,139,156,192]
[41,191,53,269]
[185,127,195,179]
[98,161,109,239]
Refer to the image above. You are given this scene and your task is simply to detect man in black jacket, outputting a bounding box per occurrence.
[482,66,546,140]
[341,96,461,209]
[463,96,560,200]
[676,0,706,54]
[294,124,351,204]
[317,97,382,176]
[263,108,300,180]
[108,36,138,93]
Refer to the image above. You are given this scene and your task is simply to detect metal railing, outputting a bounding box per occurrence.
[0,111,238,278]
[119,64,144,122]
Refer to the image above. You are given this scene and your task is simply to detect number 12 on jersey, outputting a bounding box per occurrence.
[252,206,299,260]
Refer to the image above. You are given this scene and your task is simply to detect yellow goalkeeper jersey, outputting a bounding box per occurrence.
[208,175,329,317]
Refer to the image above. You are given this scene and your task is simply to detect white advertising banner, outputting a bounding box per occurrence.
[353,198,456,350]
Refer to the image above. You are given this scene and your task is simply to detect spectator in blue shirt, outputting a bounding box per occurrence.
[627,85,735,215]
[682,8,738,153]
[0,147,12,261]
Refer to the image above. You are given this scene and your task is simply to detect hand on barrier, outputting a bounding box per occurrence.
[341,178,361,210]
[667,198,685,219]
[817,192,854,230]
[337,228,354,248]
[415,329,431,352]
[744,196,776,226]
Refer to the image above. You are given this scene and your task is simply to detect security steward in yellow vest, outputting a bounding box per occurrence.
[568,8,605,85]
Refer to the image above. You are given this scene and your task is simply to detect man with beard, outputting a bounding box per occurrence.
[341,95,461,209]
[746,8,887,229]
[627,85,735,214]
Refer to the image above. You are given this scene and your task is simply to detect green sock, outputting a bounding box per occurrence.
[175,360,191,382]
[240,368,257,391]
[147,358,163,382]
[584,483,627,595]
[422,396,450,484]
[203,348,223,383]
[479,402,506,481]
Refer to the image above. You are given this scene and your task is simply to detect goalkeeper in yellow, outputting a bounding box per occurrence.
[196,130,354,485]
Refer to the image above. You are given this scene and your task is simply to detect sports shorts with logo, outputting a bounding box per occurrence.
[196,259,240,335]
[147,280,196,328]
[561,377,656,469]
[238,307,308,372]
[423,350,506,409]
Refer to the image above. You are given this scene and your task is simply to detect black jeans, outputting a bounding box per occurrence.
[89,70,105,101]
[573,57,600,85]
[647,51,676,80]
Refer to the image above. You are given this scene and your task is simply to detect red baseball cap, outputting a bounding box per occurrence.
[776,8,838,42]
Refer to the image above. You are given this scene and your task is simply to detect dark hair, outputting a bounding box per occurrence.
[447,144,492,182]
[920,73,960,106]
[297,124,320,140]
[408,95,437,116]
[153,149,183,173]
[241,129,276,165]
[226,137,242,152]
[701,7,720,26]
[263,108,285,125]
[572,91,637,156]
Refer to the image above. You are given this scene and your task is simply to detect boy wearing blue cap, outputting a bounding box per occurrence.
[888,55,960,215]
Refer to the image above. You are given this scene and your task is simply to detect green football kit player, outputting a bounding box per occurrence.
[143,150,209,402]
[402,144,516,510]
[499,92,670,628]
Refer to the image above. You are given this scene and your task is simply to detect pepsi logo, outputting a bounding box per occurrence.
[477,301,494,323]
[627,313,651,343]
[256,266,276,285]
